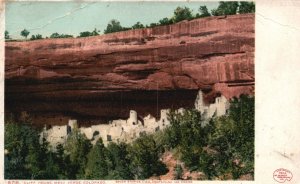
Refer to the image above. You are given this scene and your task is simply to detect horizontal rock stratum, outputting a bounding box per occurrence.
[5,14,254,126]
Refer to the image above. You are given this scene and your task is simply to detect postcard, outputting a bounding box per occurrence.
[0,0,299,183]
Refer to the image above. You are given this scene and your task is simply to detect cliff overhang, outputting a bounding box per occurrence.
[5,14,255,126]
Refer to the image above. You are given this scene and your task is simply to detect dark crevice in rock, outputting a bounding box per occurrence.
[191,31,218,37]
[199,51,246,59]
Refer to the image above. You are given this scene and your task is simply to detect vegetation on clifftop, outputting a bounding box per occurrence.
[5,1,255,41]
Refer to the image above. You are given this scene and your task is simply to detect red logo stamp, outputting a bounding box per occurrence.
[273,168,293,183]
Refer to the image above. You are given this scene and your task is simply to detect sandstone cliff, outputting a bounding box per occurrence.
[5,14,254,126]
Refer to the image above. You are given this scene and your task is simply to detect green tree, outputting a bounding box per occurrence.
[5,30,10,39]
[30,35,36,40]
[24,137,49,179]
[173,110,206,169]
[172,6,193,23]
[228,95,254,176]
[42,152,61,179]
[164,95,254,179]
[78,28,100,37]
[197,6,211,18]
[64,34,74,38]
[52,143,70,179]
[20,29,30,39]
[35,34,43,39]
[50,32,60,38]
[239,1,255,14]
[30,34,43,40]
[132,22,145,29]
[50,32,73,38]
[148,23,158,28]
[104,19,124,34]
[159,17,173,26]
[92,28,100,35]
[5,122,30,179]
[211,9,221,16]
[84,139,108,179]
[64,128,92,179]
[198,150,217,179]
[78,31,93,37]
[211,1,239,16]
[206,95,254,178]
[128,135,167,179]
[5,119,49,179]
[105,142,134,179]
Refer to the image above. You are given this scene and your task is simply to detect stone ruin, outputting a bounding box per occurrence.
[195,90,229,119]
[41,90,229,148]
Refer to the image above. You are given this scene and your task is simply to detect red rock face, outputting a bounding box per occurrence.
[5,14,254,126]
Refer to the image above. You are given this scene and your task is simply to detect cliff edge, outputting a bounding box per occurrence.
[5,14,254,126]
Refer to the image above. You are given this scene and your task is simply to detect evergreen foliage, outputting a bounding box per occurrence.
[78,28,100,37]
[5,117,59,179]
[211,1,239,16]
[30,34,43,40]
[105,142,133,179]
[20,29,30,39]
[50,32,74,38]
[162,95,254,179]
[13,3,255,40]
[5,30,10,39]
[128,134,168,179]
[84,139,108,179]
[239,1,255,14]
[172,6,193,23]
[4,95,254,179]
[64,128,92,179]
[158,17,173,26]
[131,22,145,29]
[196,6,211,18]
[104,19,127,34]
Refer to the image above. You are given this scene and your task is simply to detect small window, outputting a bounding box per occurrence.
[93,131,99,137]
[67,126,71,134]
[107,135,112,141]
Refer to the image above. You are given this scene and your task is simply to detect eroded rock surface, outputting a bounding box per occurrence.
[5,14,254,126]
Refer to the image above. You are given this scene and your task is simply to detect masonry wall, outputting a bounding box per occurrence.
[42,90,229,146]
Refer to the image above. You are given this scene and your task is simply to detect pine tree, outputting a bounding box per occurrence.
[84,139,108,179]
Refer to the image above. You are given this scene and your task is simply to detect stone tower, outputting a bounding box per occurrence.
[127,110,138,125]
[68,119,78,131]
[160,109,170,126]
[195,90,205,113]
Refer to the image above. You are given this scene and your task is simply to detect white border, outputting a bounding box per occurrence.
[0,0,5,182]
[1,0,300,183]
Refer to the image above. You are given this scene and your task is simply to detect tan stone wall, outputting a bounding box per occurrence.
[42,90,229,146]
